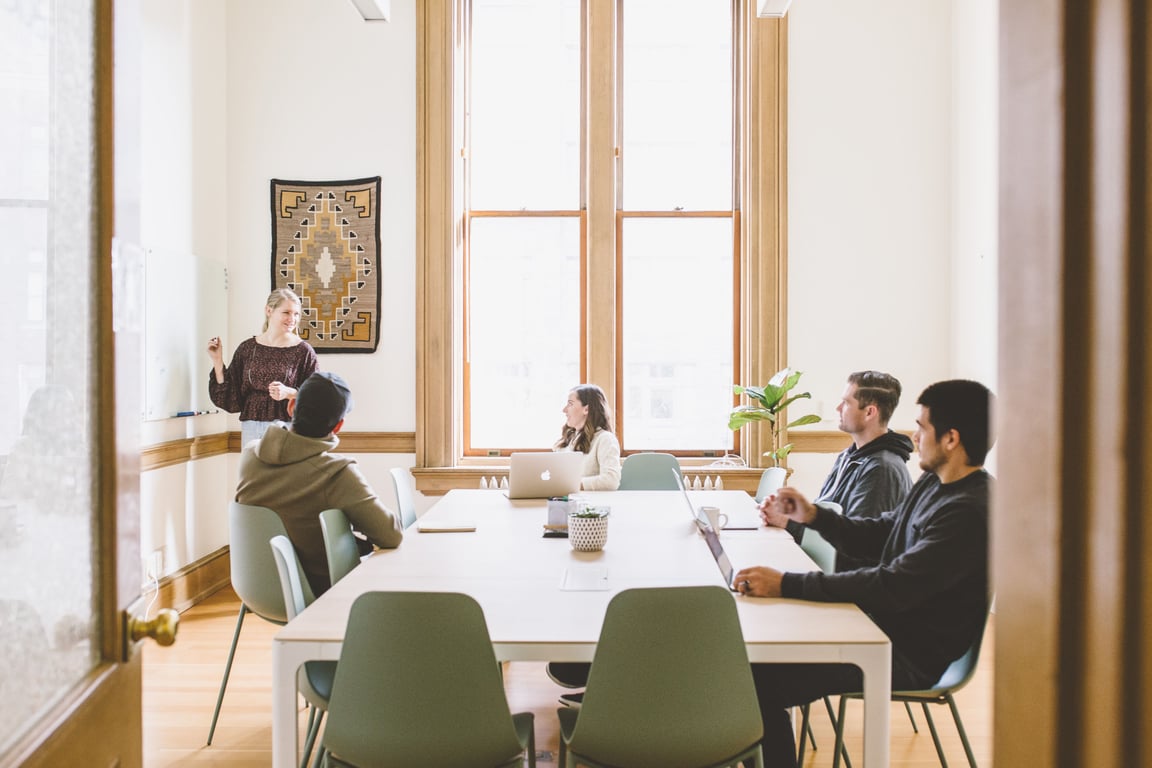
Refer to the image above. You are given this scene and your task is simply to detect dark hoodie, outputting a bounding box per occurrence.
[786,430,914,568]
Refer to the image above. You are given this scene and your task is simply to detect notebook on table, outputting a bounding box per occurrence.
[506,451,585,499]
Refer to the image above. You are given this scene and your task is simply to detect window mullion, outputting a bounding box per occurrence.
[584,0,617,402]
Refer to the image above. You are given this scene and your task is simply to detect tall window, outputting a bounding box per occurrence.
[465,0,737,456]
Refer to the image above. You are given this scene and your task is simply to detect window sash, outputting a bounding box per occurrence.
[463,0,740,456]
[416,0,787,474]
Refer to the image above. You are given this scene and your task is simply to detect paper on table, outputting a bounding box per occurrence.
[416,520,477,533]
[560,565,609,591]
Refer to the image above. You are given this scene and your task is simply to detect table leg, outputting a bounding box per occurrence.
[857,643,891,766]
[272,643,300,768]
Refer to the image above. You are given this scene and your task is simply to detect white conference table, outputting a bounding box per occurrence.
[272,489,891,767]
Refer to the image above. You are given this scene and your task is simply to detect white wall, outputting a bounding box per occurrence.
[783,0,997,493]
[138,0,235,573]
[139,0,421,577]
[224,0,417,430]
[138,0,998,574]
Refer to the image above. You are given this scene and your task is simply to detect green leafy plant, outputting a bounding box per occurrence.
[570,506,610,518]
[729,367,822,466]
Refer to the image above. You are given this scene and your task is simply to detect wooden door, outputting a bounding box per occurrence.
[0,2,155,765]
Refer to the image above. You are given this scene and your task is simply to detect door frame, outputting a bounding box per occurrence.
[3,1,146,764]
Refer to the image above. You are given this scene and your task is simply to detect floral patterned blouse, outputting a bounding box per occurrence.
[208,337,318,422]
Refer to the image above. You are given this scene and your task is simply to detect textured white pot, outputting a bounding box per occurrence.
[568,515,609,551]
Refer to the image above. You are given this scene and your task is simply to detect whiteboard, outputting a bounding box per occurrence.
[143,249,228,420]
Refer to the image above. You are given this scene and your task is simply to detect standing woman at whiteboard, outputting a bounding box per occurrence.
[207,288,318,446]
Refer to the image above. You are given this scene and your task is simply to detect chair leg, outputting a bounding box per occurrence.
[945,693,978,768]
[206,603,248,745]
[823,696,851,768]
[920,702,949,767]
[905,700,919,733]
[831,696,849,768]
[797,703,811,763]
[301,707,324,768]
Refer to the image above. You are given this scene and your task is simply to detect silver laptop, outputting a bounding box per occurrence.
[674,470,708,530]
[673,470,761,530]
[701,524,739,591]
[506,451,585,499]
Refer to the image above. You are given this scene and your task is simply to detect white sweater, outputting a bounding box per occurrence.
[559,428,621,491]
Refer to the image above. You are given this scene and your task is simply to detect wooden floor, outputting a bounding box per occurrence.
[143,587,993,767]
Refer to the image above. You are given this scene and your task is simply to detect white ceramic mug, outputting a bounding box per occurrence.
[700,505,728,531]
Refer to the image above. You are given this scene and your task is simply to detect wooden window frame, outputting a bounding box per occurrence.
[415,0,786,489]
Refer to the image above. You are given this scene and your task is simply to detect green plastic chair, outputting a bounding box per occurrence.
[617,452,683,490]
[795,528,851,767]
[207,502,313,745]
[318,508,363,587]
[829,612,990,768]
[269,535,337,768]
[557,586,763,768]
[794,526,915,767]
[321,591,536,768]
[389,467,418,529]
[753,466,787,502]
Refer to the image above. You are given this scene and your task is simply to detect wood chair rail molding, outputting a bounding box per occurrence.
[139,431,417,472]
[140,430,880,496]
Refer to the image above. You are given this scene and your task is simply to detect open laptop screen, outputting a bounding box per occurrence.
[701,525,737,590]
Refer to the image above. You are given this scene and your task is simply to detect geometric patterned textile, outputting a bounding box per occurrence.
[270,176,381,352]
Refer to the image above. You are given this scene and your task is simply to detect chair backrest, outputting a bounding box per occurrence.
[270,535,334,712]
[799,528,837,574]
[617,452,683,490]
[754,466,787,502]
[318,508,362,587]
[389,467,418,529]
[925,609,990,694]
[269,535,310,620]
[322,591,528,768]
[568,586,763,767]
[229,501,314,622]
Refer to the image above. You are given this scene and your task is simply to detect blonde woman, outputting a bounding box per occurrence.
[554,383,621,491]
[208,289,318,445]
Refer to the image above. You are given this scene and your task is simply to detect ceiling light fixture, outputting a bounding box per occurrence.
[347,0,389,22]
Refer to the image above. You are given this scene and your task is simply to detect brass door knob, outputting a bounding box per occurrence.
[127,608,179,646]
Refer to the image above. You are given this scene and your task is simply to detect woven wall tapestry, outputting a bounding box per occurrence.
[270,176,382,353]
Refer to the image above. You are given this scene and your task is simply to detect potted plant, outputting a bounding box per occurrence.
[568,506,610,551]
[729,367,822,468]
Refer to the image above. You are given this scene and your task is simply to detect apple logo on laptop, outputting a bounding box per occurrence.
[540,470,552,481]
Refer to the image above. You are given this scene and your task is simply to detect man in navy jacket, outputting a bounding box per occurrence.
[781,370,913,570]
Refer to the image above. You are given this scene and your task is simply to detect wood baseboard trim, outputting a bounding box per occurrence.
[149,547,231,614]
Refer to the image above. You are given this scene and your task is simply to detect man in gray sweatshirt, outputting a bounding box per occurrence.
[235,371,403,596]
[782,370,914,570]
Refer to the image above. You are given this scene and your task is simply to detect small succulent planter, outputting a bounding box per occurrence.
[568,507,610,552]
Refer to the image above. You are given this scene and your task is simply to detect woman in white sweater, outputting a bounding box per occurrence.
[547,383,622,694]
[554,383,621,491]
